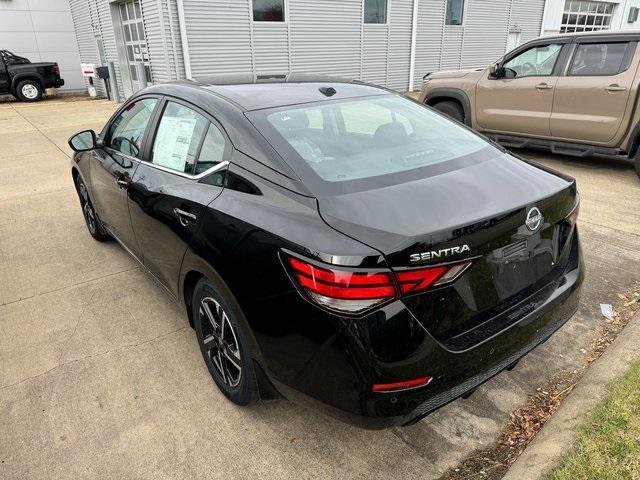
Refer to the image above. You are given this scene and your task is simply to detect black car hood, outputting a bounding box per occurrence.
[316,152,575,265]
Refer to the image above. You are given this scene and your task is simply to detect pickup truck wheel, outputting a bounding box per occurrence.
[16,79,43,102]
[433,101,464,124]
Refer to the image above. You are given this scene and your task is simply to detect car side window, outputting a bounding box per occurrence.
[569,42,630,76]
[194,123,227,175]
[502,44,563,78]
[151,101,209,174]
[107,98,157,158]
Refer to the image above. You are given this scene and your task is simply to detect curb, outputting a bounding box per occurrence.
[503,311,640,480]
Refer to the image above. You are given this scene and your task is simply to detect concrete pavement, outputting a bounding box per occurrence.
[0,97,639,479]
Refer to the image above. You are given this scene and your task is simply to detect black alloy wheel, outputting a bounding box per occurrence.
[193,278,259,406]
[75,176,109,241]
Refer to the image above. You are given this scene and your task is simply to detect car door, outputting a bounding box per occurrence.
[476,42,567,136]
[550,40,638,144]
[128,98,229,296]
[90,97,159,258]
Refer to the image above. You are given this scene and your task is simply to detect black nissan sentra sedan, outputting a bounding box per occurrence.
[68,75,583,429]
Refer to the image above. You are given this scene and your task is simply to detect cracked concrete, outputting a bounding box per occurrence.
[0,97,638,479]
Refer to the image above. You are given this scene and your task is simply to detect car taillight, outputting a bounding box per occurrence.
[53,63,60,75]
[566,197,580,227]
[287,257,396,313]
[395,261,472,295]
[285,255,472,315]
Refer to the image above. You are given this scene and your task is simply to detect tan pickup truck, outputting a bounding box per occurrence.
[418,30,640,179]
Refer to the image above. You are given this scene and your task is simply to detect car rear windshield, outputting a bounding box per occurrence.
[247,94,499,195]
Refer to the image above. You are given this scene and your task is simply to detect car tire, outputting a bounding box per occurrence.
[15,79,43,102]
[635,153,640,180]
[193,277,259,406]
[433,100,465,124]
[75,175,110,241]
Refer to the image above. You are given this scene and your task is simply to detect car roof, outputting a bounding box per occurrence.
[148,74,392,111]
[536,29,640,43]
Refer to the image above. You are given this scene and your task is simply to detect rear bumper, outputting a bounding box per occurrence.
[245,235,584,429]
[400,267,581,426]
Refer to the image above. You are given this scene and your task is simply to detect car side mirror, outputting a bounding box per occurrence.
[489,64,503,79]
[69,130,98,152]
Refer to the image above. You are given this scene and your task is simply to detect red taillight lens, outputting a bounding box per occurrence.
[53,63,60,75]
[396,266,449,295]
[372,376,433,393]
[285,255,472,315]
[396,261,472,295]
[287,257,396,313]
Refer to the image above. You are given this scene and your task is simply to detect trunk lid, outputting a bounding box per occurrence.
[317,153,577,347]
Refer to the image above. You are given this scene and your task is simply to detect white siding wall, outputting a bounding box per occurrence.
[253,23,289,74]
[182,0,253,77]
[510,0,546,44]
[363,25,389,86]
[69,0,547,96]
[414,0,446,87]
[413,0,545,87]
[387,0,413,91]
[0,0,84,91]
[289,0,362,78]
[461,0,511,67]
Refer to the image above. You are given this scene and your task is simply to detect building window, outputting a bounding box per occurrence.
[446,0,464,25]
[561,1,614,33]
[364,0,387,24]
[253,0,285,22]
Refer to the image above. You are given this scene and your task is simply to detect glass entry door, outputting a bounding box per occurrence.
[119,0,151,94]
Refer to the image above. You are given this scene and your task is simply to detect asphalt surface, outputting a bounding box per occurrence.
[1,97,639,479]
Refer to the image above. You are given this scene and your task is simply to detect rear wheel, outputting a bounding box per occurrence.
[75,176,109,241]
[15,79,43,102]
[193,277,259,406]
[432,100,464,124]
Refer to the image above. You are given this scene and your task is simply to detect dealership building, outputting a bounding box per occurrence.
[64,0,640,99]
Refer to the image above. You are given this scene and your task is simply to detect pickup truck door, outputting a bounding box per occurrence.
[550,41,638,144]
[476,42,567,136]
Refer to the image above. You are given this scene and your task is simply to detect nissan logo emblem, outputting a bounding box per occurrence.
[526,207,543,232]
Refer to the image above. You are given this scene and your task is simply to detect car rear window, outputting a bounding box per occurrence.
[248,95,498,194]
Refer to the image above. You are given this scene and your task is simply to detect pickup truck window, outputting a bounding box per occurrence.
[503,44,563,78]
[569,42,630,76]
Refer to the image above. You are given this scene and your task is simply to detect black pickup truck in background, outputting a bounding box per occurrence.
[0,50,65,102]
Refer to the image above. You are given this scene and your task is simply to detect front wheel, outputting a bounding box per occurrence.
[432,100,465,124]
[193,277,259,406]
[75,176,110,241]
[15,79,43,102]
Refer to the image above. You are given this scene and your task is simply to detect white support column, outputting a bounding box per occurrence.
[540,0,549,36]
[408,0,419,91]
[175,0,192,79]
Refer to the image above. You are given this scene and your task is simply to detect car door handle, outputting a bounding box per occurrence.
[605,84,627,92]
[173,208,197,226]
[116,179,129,189]
[535,83,554,90]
